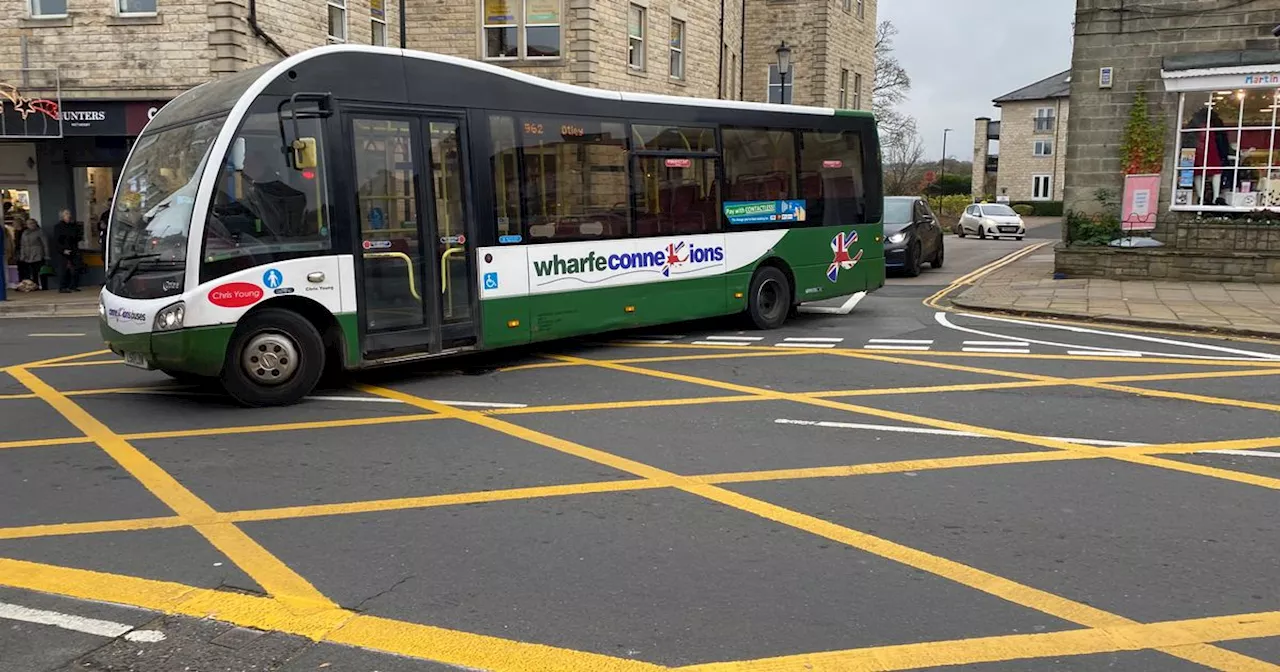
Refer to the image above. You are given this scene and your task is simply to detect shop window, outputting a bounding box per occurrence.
[1173,88,1280,210]
[327,0,347,43]
[202,102,332,284]
[799,130,867,226]
[29,0,67,17]
[517,116,630,241]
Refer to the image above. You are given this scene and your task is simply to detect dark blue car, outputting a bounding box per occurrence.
[883,196,945,277]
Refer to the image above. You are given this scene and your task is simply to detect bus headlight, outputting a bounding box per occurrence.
[154,302,186,332]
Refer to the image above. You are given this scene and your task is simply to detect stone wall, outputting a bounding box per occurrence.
[743,0,875,108]
[971,118,990,200]
[1055,244,1280,283]
[995,98,1068,202]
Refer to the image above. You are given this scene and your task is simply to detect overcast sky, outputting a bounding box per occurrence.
[878,0,1076,159]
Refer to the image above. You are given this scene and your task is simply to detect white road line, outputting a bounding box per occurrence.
[704,336,765,342]
[868,339,934,345]
[1068,350,1144,357]
[691,340,752,347]
[935,312,1264,361]
[28,333,87,337]
[962,347,1032,354]
[784,337,845,343]
[1202,449,1280,459]
[964,340,1030,347]
[617,339,674,344]
[798,291,866,315]
[864,345,932,351]
[774,418,1145,447]
[0,602,165,642]
[959,312,1280,361]
[775,342,837,349]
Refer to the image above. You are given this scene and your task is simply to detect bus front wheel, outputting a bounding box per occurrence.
[221,308,325,407]
[748,266,792,330]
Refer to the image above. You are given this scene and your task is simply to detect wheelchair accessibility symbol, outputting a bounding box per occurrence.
[483,272,499,290]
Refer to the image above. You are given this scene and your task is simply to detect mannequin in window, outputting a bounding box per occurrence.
[1182,108,1233,205]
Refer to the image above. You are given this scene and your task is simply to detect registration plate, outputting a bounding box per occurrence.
[123,351,153,370]
[999,226,1019,233]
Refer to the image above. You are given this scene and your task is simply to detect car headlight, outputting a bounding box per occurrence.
[154,302,185,332]
[887,232,907,244]
[982,218,997,227]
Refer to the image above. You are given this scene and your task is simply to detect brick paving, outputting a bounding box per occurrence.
[952,249,1280,338]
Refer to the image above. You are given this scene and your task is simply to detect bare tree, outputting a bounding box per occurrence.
[875,20,916,176]
[882,120,926,196]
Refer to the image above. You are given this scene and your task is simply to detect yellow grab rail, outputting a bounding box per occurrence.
[362,251,420,301]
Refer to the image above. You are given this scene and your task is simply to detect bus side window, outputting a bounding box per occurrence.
[722,128,799,228]
[488,114,521,243]
[799,130,865,226]
[202,101,332,284]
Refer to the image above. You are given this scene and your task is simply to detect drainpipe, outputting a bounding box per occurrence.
[1053,97,1062,203]
[717,0,725,99]
[738,0,746,100]
[248,0,289,58]
[399,0,407,48]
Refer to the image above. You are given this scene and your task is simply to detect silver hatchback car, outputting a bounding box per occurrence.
[957,204,1026,240]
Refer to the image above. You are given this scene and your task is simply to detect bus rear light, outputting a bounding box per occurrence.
[507,319,520,328]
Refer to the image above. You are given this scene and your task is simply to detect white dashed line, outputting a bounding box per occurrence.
[0,601,165,643]
[784,337,845,343]
[868,339,934,345]
[775,342,837,349]
[1067,350,1144,357]
[28,333,87,337]
[964,340,1030,347]
[864,345,931,351]
[691,340,752,347]
[704,336,765,342]
[1202,449,1280,459]
[961,347,1032,354]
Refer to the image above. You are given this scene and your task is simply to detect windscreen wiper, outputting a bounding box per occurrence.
[108,253,163,282]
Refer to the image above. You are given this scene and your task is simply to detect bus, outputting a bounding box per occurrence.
[100,45,885,407]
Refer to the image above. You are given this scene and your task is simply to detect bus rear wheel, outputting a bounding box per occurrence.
[221,308,325,407]
[748,266,792,330]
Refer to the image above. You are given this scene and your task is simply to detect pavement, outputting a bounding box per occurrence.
[949,238,1280,339]
[0,285,100,318]
[1,224,1280,672]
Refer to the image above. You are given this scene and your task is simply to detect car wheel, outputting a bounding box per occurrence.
[931,241,945,269]
[978,226,987,240]
[904,242,923,277]
[747,266,791,330]
[956,223,967,238]
[221,308,325,407]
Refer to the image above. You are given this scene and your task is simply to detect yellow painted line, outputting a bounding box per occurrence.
[680,610,1280,672]
[497,360,577,372]
[1126,436,1280,457]
[220,479,662,525]
[0,436,91,450]
[9,367,338,612]
[28,359,121,369]
[696,451,1095,485]
[0,349,111,373]
[0,515,187,540]
[0,557,660,671]
[359,375,1255,671]
[1091,381,1280,414]
[0,392,38,400]
[924,243,1051,310]
[121,413,444,442]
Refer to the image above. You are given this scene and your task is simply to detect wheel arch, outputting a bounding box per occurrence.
[753,256,797,305]
[240,296,349,370]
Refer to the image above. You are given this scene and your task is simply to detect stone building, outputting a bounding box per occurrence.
[1,0,874,276]
[972,70,1070,204]
[1060,0,1280,282]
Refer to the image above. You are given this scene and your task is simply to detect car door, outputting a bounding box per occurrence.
[960,206,975,233]
[920,199,943,252]
[912,200,934,257]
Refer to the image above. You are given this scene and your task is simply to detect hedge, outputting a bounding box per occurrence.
[998,201,1064,217]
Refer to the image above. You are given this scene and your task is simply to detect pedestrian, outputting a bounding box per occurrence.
[18,218,47,289]
[53,209,82,293]
[97,199,111,253]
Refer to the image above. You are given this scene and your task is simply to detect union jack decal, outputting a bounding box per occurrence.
[826,231,863,283]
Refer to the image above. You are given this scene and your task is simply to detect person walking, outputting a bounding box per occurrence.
[53,209,82,293]
[18,219,48,289]
[97,199,111,253]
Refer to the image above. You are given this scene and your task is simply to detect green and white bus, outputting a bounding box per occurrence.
[100,45,885,406]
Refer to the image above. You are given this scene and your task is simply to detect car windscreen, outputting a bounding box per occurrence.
[980,205,1017,217]
[883,199,914,225]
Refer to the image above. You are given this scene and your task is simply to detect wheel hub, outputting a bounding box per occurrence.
[241,332,299,386]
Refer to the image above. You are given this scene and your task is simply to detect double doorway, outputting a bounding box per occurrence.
[349,112,477,356]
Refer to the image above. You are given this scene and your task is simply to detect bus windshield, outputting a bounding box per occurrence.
[107,115,226,299]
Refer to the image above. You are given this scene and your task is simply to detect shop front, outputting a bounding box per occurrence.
[1162,54,1280,213]
[2,72,167,288]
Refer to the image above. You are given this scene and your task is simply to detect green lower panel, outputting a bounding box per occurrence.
[100,320,233,377]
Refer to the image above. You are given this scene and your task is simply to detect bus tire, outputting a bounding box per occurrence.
[748,266,791,330]
[221,308,325,407]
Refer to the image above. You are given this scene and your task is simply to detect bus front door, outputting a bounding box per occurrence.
[351,114,477,357]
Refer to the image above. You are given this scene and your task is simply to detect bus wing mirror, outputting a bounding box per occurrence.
[291,138,318,170]
[229,137,246,171]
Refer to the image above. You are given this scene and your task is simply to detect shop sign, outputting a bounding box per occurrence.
[59,100,168,137]
[370,0,384,19]
[525,0,559,23]
[0,72,62,139]
[485,0,515,24]
[1122,174,1160,232]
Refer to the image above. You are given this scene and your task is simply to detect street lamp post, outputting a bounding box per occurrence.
[399,0,407,47]
[939,128,952,209]
[775,41,792,104]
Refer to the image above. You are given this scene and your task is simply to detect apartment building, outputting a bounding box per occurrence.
[972,70,1070,204]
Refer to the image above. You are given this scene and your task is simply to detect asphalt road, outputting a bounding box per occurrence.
[2,227,1279,672]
